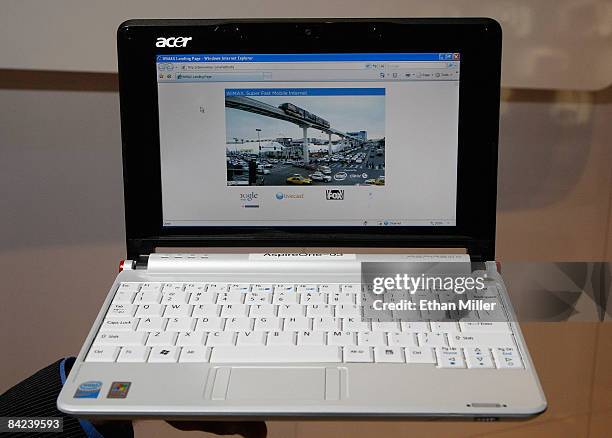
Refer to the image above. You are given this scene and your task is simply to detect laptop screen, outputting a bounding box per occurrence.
[156,53,460,227]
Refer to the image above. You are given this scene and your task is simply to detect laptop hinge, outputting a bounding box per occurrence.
[467,241,493,263]
[133,254,150,269]
[135,252,475,273]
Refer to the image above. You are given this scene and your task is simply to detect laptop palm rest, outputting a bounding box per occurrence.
[209,367,343,401]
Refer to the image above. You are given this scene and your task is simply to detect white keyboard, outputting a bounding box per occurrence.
[85,282,524,369]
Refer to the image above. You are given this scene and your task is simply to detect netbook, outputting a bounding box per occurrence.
[58,18,546,419]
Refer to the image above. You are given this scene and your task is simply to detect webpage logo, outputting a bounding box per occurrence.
[240,192,259,208]
[275,192,304,200]
[326,189,345,200]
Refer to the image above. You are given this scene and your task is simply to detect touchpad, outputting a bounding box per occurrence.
[211,367,341,401]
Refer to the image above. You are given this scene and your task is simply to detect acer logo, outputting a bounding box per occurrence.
[156,37,192,48]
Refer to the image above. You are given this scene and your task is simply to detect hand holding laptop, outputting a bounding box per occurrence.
[167,420,266,438]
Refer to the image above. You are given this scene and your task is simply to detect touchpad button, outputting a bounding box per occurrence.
[224,367,327,401]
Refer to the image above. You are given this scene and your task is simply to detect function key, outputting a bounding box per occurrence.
[207,283,229,293]
[185,283,208,293]
[319,284,340,294]
[341,284,361,293]
[140,283,164,293]
[297,284,318,293]
[162,283,185,293]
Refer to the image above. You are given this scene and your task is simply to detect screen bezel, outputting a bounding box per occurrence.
[117,18,501,260]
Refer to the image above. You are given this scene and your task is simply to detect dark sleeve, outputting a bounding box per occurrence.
[0,358,133,438]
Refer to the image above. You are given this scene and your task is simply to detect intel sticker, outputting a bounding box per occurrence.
[74,381,102,399]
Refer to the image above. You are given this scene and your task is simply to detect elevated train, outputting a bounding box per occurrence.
[279,103,330,128]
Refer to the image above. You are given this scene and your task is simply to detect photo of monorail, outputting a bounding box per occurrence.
[225,88,386,186]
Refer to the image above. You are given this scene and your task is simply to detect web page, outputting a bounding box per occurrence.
[156,53,460,227]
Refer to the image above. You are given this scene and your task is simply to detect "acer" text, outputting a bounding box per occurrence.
[156,37,192,48]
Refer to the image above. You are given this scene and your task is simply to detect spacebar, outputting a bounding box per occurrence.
[210,346,342,363]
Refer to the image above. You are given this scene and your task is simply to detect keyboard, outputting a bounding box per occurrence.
[85,282,524,369]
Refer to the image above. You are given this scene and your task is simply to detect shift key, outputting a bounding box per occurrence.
[448,332,515,348]
[94,331,148,346]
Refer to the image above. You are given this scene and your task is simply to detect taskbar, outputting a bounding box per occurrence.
[162,219,455,227]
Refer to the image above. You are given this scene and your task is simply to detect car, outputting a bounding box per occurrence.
[364,177,384,185]
[286,174,312,185]
[256,166,270,175]
[355,158,363,164]
[331,156,339,162]
[310,171,332,182]
[318,165,331,175]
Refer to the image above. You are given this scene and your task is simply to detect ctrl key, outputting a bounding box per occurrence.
[405,346,436,364]
[86,346,119,362]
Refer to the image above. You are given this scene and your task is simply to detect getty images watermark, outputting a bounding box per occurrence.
[370,273,491,312]
[360,262,506,321]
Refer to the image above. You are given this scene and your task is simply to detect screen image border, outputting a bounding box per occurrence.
[117,19,501,260]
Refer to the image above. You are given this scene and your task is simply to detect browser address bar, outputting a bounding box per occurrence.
[175,72,268,81]
[179,62,449,70]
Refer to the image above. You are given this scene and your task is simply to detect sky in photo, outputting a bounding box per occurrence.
[225,94,385,142]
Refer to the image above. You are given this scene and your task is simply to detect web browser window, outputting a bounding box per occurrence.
[156,53,460,227]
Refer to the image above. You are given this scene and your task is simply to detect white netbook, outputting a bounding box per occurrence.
[58,18,547,419]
